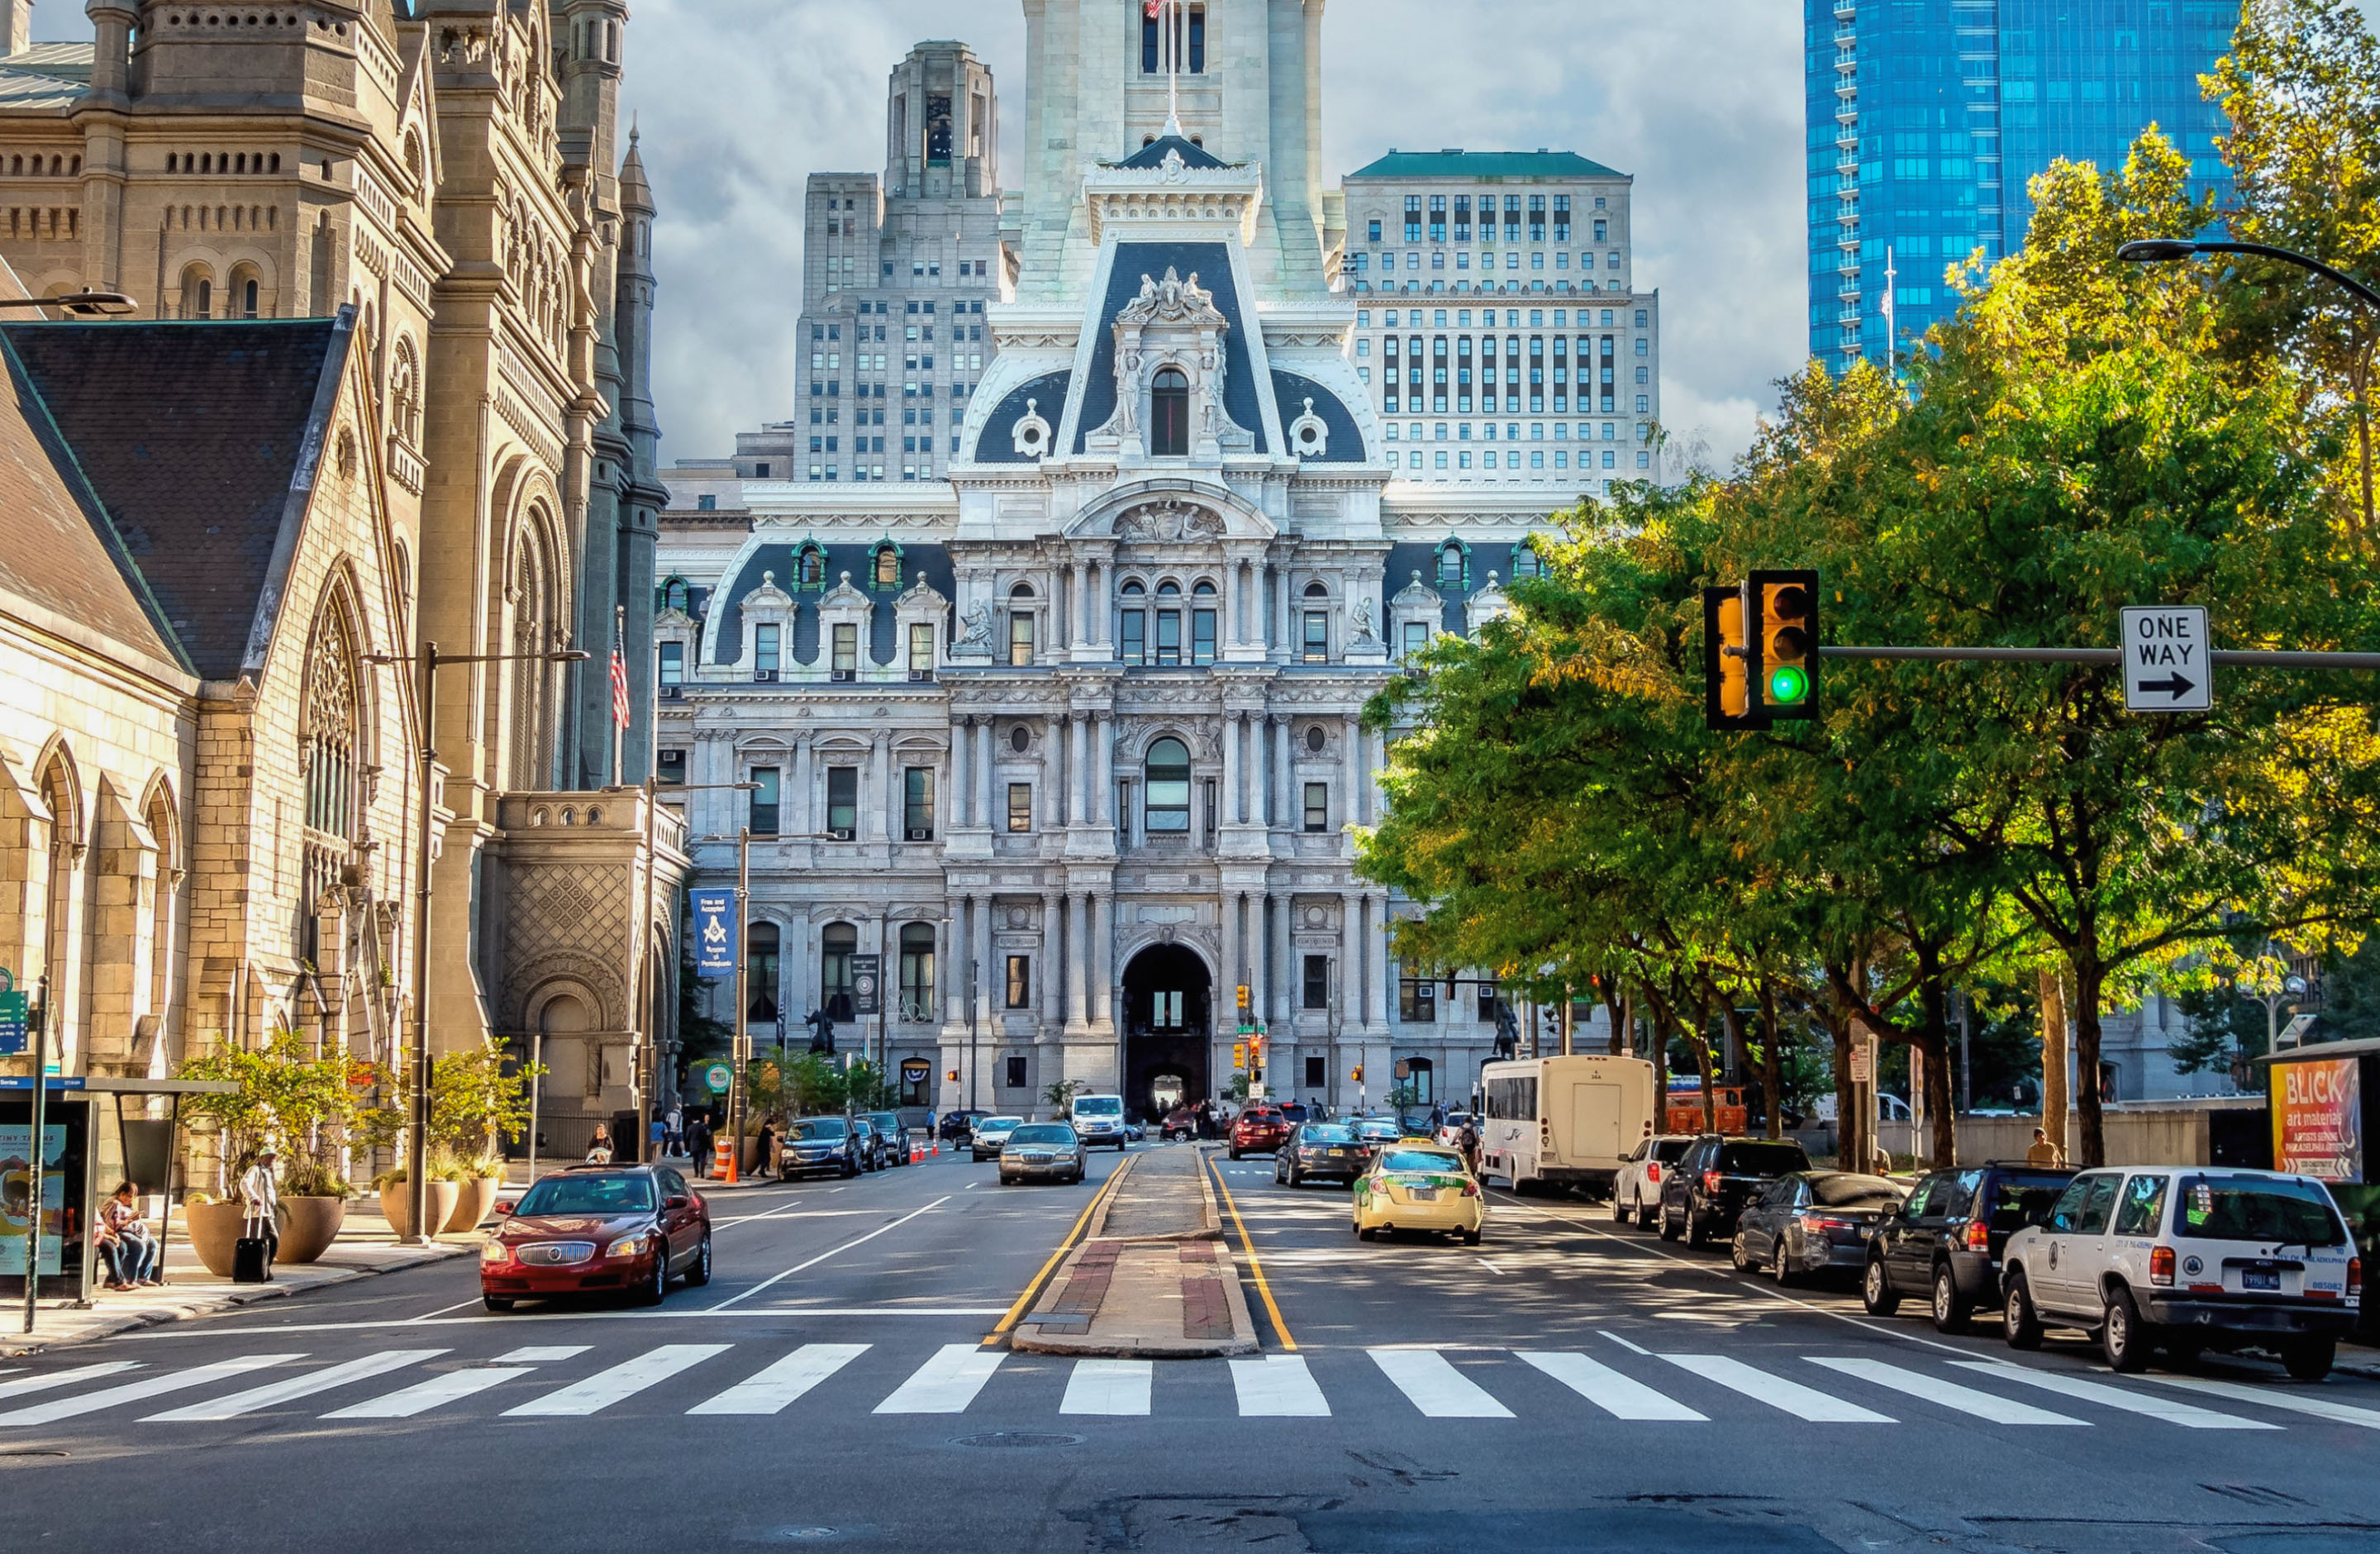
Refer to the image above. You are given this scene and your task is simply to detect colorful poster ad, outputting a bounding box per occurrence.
[0,1123,66,1276]
[2273,1056,2364,1184]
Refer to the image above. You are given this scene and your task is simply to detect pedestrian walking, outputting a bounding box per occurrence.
[237,1143,281,1280]
[648,1114,666,1163]
[94,1180,159,1289]
[665,1104,683,1156]
[688,1113,714,1178]
[2025,1127,2064,1167]
[1429,1101,1446,1133]
[756,1119,778,1180]
[584,1125,614,1165]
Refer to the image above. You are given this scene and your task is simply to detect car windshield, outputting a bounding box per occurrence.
[2173,1174,2347,1247]
[977,1117,1021,1131]
[1074,1098,1123,1117]
[1008,1125,1076,1146]
[1381,1150,1466,1175]
[1718,1142,1811,1175]
[1299,1125,1357,1142]
[789,1119,847,1142]
[867,1113,900,1127]
[1811,1175,1902,1208]
[513,1174,654,1217]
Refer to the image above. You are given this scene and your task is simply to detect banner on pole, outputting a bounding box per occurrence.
[849,954,882,1017]
[692,890,738,979]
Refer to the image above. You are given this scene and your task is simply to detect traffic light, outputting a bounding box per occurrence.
[1702,584,1763,730]
[1351,1065,1364,1084]
[945,1069,959,1082]
[1752,569,1819,719]
[1233,1041,1249,1072]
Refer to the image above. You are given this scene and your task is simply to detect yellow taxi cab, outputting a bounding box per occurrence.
[1350,1141,1484,1245]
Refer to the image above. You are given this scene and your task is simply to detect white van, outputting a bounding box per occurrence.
[1478,1055,1657,1195]
[1069,1094,1129,1151]
[2000,1166,2361,1379]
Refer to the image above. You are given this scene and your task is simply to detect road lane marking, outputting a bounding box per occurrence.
[493,1346,590,1363]
[0,1355,300,1427]
[1209,1157,1296,1351]
[1662,1355,1895,1423]
[502,1344,730,1417]
[1476,1259,1507,1275]
[1230,1354,1330,1417]
[1806,1356,2087,1426]
[1519,1351,1706,1420]
[1370,1349,1513,1418]
[710,1196,950,1311]
[874,1343,1004,1413]
[1599,1330,1652,1356]
[1950,1361,2280,1429]
[322,1367,531,1419]
[988,1168,1128,1341]
[688,1343,869,1416]
[1060,1358,1153,1416]
[0,1362,139,1402]
[146,1349,449,1421]
[2148,1374,2380,1429]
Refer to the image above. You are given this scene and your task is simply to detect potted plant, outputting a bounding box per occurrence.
[178,1027,369,1266]
[373,1165,460,1242]
[181,1190,249,1279]
[362,1037,543,1237]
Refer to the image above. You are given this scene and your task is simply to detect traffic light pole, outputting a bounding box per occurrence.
[1821,646,2380,670]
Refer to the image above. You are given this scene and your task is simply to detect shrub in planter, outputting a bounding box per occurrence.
[372,1166,460,1242]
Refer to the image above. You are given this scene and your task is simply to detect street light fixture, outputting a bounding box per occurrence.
[364,641,590,1246]
[0,291,140,317]
[2116,237,2380,312]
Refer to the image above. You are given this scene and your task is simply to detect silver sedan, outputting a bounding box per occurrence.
[1000,1123,1088,1185]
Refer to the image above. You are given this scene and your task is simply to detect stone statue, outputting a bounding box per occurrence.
[1350,595,1378,643]
[957,601,992,650]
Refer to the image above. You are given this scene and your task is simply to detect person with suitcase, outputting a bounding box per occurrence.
[235,1142,281,1283]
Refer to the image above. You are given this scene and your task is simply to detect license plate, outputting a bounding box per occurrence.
[2241,1269,2281,1291]
[1408,1188,1438,1202]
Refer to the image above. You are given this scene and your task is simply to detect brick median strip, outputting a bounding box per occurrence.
[1009,1148,1257,1356]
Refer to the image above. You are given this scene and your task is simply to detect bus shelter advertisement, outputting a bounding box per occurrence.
[2273,1056,2363,1183]
[0,1123,68,1276]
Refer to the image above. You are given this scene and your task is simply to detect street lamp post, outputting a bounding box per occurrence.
[367,641,588,1247]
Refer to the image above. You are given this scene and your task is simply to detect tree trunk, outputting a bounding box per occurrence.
[1599,980,1627,1058]
[2356,337,2374,539]
[1690,996,1718,1132]
[1914,953,1958,1170]
[1758,980,1786,1142]
[1821,961,1859,1170]
[2039,965,2068,1165]
[2073,955,2107,1168]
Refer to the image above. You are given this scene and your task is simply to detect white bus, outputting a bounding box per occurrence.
[1478,1054,1657,1196]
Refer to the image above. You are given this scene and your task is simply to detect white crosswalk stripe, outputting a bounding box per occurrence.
[874,1344,1004,1414]
[324,1367,533,1420]
[146,1350,448,1422]
[0,1362,139,1404]
[1662,1355,1897,1423]
[688,1344,869,1416]
[1059,1359,1152,1417]
[1370,1350,1513,1418]
[1805,1357,2087,1426]
[1518,1351,1706,1420]
[1230,1354,1330,1417]
[502,1345,730,1418]
[1949,1361,2280,1430]
[2149,1374,2380,1430]
[0,1356,300,1428]
[493,1346,591,1364]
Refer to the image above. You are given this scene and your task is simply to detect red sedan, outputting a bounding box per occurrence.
[1229,1106,1293,1160]
[479,1164,710,1312]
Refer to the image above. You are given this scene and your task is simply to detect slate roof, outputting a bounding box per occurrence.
[1115,135,1229,171]
[1,318,349,681]
[1346,150,1626,182]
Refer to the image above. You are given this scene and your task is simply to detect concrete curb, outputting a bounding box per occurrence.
[1,1243,474,1358]
[1083,1151,1141,1241]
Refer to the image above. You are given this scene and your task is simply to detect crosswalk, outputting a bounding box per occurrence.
[0,1339,2372,1434]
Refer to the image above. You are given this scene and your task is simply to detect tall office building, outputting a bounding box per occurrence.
[1809,0,2235,370]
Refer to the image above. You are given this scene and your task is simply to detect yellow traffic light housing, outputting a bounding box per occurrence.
[1702,584,1764,730]
[1754,569,1819,720]
[1351,1065,1364,1084]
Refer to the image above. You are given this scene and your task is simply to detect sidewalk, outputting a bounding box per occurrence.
[2,1198,478,1358]
[1009,1146,1259,1358]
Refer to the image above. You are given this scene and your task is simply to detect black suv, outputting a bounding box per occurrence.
[1863,1160,2074,1332]
[1660,1136,1812,1247]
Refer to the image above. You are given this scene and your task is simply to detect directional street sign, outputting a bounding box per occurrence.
[2121,606,2213,713]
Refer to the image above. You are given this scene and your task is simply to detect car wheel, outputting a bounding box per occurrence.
[1273,1159,1284,1184]
[635,1251,669,1308]
[1613,1195,1632,1226]
[1730,1232,1754,1273]
[1863,1257,1902,1317]
[1230,1148,1242,1161]
[1685,1208,1711,1248]
[843,1156,859,1178]
[2102,1286,2151,1374]
[1463,1227,1482,1247]
[481,1294,515,1313]
[1772,1240,1796,1288]
[2282,1337,2336,1382]
[2002,1270,2044,1350]
[683,1232,712,1289]
[1358,1223,1378,1242]
[1930,1264,1970,1333]
[1658,1204,1682,1242]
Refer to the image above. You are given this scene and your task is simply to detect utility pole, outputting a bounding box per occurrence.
[729,825,749,1184]
[20,979,46,1336]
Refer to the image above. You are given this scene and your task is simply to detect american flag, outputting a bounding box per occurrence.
[610,640,631,729]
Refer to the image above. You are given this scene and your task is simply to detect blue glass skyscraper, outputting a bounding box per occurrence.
[1806,0,2236,372]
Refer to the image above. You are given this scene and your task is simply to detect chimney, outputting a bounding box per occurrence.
[1,2,28,58]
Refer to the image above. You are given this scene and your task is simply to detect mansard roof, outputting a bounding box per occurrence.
[1347,149,1627,182]
[1114,135,1229,171]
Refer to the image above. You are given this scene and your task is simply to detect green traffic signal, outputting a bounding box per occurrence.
[1768,664,1809,704]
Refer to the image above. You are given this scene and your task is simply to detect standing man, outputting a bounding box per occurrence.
[688,1113,714,1178]
[665,1103,683,1157]
[238,1142,282,1276]
[2025,1127,2064,1167]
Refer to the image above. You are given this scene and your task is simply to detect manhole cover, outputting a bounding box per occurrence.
[950,1431,1084,1449]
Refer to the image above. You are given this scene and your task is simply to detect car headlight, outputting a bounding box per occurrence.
[605,1234,648,1260]
[481,1241,510,1264]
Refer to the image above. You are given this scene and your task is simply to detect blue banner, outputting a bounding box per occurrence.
[692,889,738,979]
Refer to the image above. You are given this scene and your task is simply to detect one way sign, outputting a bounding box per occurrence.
[2121,605,2213,713]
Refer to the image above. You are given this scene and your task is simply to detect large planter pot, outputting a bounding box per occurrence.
[184,1200,250,1278]
[378,1180,461,1242]
[277,1196,347,1265]
[740,1137,760,1171]
[443,1176,501,1234]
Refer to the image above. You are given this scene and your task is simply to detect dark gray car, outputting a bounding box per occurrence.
[1274,1122,1368,1187]
[1000,1123,1087,1185]
[1864,1161,2075,1331]
[1659,1135,1813,1247]
[1732,1171,1904,1285]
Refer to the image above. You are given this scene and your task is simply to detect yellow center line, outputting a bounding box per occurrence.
[983,1161,1129,1345]
[1207,1155,1297,1352]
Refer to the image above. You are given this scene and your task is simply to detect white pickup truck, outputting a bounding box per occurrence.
[1999,1166,2361,1379]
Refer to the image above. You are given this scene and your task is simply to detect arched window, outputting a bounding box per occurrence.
[1436,541,1467,588]
[181,264,213,320]
[508,518,558,790]
[389,336,421,442]
[663,576,690,614]
[1303,581,1330,599]
[301,596,360,961]
[821,922,859,1022]
[746,922,781,1022]
[1145,737,1191,833]
[1007,583,1036,667]
[1510,543,1541,579]
[898,922,936,1021]
[1150,367,1189,456]
[872,542,901,589]
[797,545,826,589]
[36,754,80,1036]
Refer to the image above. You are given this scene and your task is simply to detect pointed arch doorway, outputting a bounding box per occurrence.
[1120,943,1210,1123]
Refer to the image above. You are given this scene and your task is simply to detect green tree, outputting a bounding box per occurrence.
[178,1027,368,1196]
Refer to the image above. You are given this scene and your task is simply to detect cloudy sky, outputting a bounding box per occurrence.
[34,0,1809,469]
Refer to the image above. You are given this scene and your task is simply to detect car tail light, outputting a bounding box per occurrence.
[2349,1257,2362,1299]
[1703,1170,1723,1196]
[2149,1246,2175,1287]
[1799,1212,1853,1233]
[1461,1180,1480,1197]
[1964,1219,1990,1253]
[1645,1163,1661,1184]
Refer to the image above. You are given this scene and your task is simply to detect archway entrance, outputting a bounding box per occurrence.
[1121,943,1210,1123]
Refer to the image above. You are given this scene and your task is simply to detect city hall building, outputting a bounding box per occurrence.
[656,2,1656,1121]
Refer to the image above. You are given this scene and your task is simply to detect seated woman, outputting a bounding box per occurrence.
[94,1180,159,1289]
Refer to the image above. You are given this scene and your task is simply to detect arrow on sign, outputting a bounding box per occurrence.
[2136,672,2197,699]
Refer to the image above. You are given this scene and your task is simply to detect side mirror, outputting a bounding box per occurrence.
[492,1201,514,1215]
[666,1194,691,1210]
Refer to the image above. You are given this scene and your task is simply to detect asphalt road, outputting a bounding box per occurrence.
[1,1144,2377,1554]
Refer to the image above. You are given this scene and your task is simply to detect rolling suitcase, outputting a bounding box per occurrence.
[232,1213,273,1283]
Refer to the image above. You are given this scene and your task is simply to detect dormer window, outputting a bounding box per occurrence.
[1510,544,1542,579]
[662,577,690,613]
[797,545,826,589]
[1436,541,1468,589]
[1150,367,1189,456]
[872,541,902,589]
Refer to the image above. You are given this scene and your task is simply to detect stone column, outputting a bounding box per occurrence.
[1222,556,1240,648]
[1041,891,1064,1031]
[976,719,994,832]
[942,908,962,1027]
[1221,709,1242,827]
[1094,712,1115,830]
[973,894,995,1032]
[1368,893,1390,1032]
[1341,714,1361,836]
[952,717,971,828]
[1269,715,1287,831]
[1221,890,1242,1013]
[1047,713,1068,827]
[1068,563,1086,652]
[1337,890,1355,1036]
[792,732,814,837]
[1070,713,1089,827]
[1066,893,1088,1029]
[1091,891,1113,1024]
[1274,567,1292,662]
[871,728,892,840]
[1276,889,1296,1027]
[1248,892,1269,1034]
